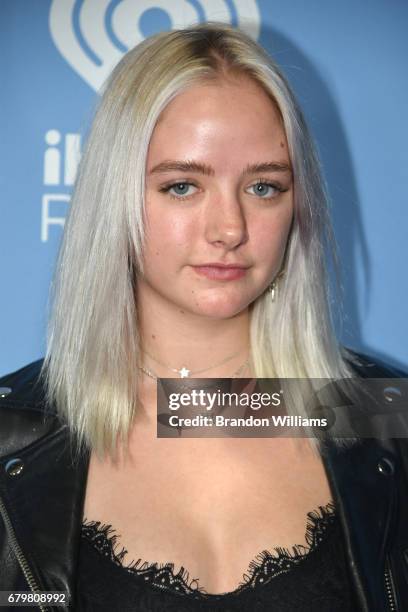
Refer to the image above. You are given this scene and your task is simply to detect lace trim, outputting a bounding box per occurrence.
[81,500,336,599]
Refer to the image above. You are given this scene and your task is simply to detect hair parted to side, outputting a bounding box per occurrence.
[41,21,357,462]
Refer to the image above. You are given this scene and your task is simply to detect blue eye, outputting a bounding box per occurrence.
[248,182,281,198]
[159,180,287,201]
[160,182,198,199]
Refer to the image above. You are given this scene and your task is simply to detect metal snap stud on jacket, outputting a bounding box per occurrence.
[5,458,24,477]
[383,385,402,402]
[377,456,395,476]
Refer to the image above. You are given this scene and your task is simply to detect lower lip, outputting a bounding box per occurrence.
[193,266,248,280]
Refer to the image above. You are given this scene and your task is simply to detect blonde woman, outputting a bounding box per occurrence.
[0,23,407,612]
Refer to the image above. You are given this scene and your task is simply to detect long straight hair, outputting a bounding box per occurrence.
[41,22,356,461]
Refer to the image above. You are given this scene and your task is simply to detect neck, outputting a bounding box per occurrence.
[137,293,251,379]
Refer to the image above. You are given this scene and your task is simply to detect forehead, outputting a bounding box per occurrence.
[147,76,288,167]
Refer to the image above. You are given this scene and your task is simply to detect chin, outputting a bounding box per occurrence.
[191,297,250,320]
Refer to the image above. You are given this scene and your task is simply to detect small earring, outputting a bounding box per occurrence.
[268,281,278,302]
[268,270,285,302]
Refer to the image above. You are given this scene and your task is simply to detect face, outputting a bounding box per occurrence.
[139,75,294,320]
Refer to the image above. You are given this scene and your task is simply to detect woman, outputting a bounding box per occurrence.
[0,22,407,612]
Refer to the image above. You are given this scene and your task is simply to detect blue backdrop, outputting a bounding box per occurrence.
[1,0,407,375]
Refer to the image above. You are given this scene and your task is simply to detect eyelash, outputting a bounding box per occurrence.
[158,179,289,201]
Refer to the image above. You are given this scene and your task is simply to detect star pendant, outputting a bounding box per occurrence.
[179,367,190,378]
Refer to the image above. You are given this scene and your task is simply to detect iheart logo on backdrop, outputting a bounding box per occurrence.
[49,0,261,92]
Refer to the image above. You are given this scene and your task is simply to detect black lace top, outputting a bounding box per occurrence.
[75,501,360,611]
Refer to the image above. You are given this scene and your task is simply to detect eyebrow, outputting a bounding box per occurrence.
[148,160,292,176]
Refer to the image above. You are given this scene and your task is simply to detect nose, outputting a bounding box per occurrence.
[204,191,248,250]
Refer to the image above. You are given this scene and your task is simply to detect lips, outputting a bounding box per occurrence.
[192,263,249,280]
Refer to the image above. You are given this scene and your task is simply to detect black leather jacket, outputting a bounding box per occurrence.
[0,353,407,612]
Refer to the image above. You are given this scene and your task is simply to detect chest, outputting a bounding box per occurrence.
[82,436,333,594]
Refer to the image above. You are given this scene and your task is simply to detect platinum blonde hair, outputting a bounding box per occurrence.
[42,22,356,461]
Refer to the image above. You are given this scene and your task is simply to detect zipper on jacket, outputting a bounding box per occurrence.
[0,495,50,612]
[384,558,397,611]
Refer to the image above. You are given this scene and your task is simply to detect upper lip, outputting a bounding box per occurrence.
[193,262,250,269]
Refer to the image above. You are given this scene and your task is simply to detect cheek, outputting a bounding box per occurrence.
[252,212,293,264]
[144,208,196,257]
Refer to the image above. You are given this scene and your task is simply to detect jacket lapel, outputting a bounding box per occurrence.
[0,424,90,605]
[322,437,398,611]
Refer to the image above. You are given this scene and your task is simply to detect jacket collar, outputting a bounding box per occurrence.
[0,418,90,601]
[322,436,398,611]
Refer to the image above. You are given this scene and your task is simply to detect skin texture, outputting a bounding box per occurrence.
[135,75,294,377]
[140,75,293,322]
